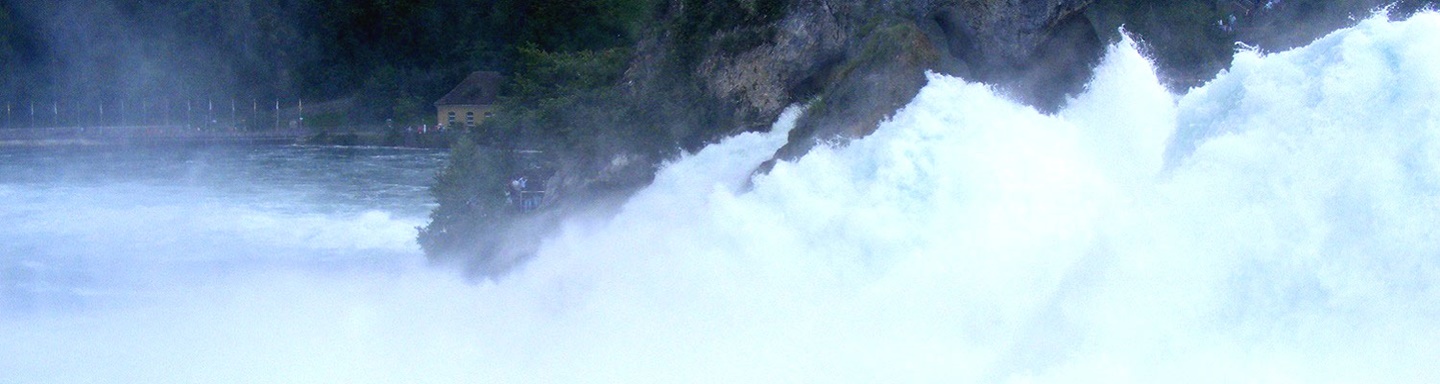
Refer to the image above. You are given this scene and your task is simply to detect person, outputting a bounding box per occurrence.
[509,178,523,210]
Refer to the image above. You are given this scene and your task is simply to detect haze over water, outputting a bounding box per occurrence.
[1,145,448,303]
[5,13,1440,383]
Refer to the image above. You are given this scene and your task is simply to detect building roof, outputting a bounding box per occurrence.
[435,71,502,107]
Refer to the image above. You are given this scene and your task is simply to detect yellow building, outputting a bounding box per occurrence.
[434,71,502,129]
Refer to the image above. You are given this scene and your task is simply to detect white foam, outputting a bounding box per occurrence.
[7,12,1440,384]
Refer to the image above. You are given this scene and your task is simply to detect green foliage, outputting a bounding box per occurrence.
[418,0,708,254]
[675,0,789,37]
[417,137,513,259]
[483,44,674,165]
[842,20,938,80]
[393,93,430,125]
[306,111,347,129]
[358,65,401,122]
[0,0,674,129]
[0,3,51,101]
[0,7,18,88]
[509,46,633,106]
[504,0,656,53]
[671,0,790,68]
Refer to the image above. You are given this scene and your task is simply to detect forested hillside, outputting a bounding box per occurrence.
[0,0,649,126]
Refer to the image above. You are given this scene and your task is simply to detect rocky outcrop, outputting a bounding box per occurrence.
[766,18,944,165]
[693,1,849,132]
[692,0,1105,169]
[560,0,1107,198]
[936,0,1093,70]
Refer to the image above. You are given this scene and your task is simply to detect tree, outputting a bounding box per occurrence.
[418,137,514,261]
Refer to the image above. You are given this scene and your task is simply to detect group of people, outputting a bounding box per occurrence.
[407,124,447,134]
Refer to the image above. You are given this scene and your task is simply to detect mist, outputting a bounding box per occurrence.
[5,12,1440,382]
[0,0,508,130]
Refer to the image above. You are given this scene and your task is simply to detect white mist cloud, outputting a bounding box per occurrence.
[7,12,1440,384]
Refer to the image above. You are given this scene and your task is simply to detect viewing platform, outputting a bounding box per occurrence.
[0,125,309,146]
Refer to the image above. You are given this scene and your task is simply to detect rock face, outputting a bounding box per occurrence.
[767,17,944,164]
[938,0,1093,70]
[562,0,1107,204]
[658,0,1105,169]
[693,1,849,132]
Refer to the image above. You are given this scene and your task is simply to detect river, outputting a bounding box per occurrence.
[1,145,458,381]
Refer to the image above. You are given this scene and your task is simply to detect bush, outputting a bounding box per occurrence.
[418,137,515,261]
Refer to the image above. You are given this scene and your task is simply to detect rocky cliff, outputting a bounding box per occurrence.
[600,0,1104,191]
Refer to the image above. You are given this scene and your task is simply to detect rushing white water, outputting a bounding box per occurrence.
[7,13,1440,383]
